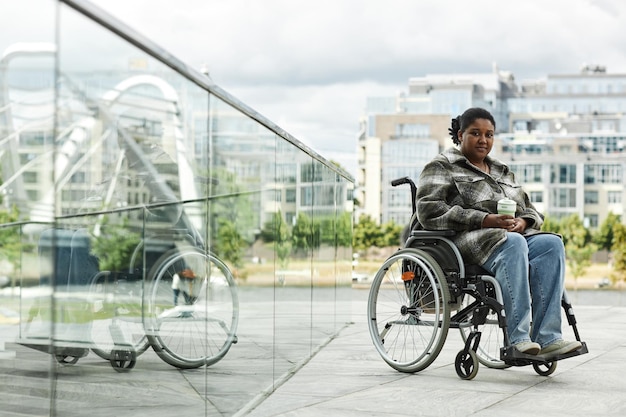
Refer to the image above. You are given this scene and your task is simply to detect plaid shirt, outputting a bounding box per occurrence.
[415,148,543,265]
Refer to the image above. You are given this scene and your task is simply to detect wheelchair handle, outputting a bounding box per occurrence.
[391,176,418,216]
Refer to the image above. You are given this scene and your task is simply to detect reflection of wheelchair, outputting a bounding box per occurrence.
[89,232,239,372]
[367,177,588,380]
[29,228,238,373]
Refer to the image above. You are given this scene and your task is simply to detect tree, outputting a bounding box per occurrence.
[377,220,404,247]
[335,211,353,248]
[214,218,246,271]
[275,213,292,269]
[90,219,141,271]
[211,168,257,244]
[560,214,596,290]
[610,222,626,288]
[594,212,621,251]
[291,212,320,255]
[541,216,561,235]
[0,206,22,266]
[260,211,292,268]
[352,214,381,251]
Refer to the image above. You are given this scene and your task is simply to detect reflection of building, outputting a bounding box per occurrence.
[195,101,353,235]
[2,47,352,241]
[360,65,626,229]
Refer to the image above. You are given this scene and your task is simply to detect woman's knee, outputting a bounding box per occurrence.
[533,234,565,252]
[504,232,528,252]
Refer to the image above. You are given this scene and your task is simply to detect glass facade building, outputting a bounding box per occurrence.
[0,1,353,416]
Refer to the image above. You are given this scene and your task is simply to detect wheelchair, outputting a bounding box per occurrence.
[367,177,588,380]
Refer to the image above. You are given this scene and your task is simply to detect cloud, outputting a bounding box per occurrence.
[88,0,626,82]
[4,0,626,175]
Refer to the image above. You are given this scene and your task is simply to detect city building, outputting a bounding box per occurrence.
[358,64,626,229]
[357,64,516,224]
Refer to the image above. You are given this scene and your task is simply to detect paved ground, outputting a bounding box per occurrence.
[247,289,626,417]
[1,288,624,416]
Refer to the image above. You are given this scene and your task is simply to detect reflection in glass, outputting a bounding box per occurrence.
[0,1,353,415]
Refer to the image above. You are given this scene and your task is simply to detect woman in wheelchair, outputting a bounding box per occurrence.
[415,107,581,359]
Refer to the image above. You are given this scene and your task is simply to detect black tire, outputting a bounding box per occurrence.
[110,349,137,373]
[367,248,450,373]
[455,349,479,380]
[533,360,557,376]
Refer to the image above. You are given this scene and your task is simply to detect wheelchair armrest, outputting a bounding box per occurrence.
[409,230,457,238]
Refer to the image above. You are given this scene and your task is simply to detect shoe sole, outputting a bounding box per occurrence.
[540,342,582,358]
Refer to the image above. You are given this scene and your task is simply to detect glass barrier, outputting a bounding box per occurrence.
[0,0,353,416]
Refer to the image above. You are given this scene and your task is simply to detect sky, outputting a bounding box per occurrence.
[6,0,626,176]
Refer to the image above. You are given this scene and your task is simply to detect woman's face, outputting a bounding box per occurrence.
[458,118,494,163]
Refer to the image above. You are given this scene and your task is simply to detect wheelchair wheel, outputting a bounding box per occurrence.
[110,349,137,373]
[458,293,509,369]
[533,360,557,376]
[367,248,450,373]
[146,248,239,369]
[455,349,479,380]
[89,272,150,361]
[55,354,80,366]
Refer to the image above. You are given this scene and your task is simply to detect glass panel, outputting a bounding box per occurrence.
[311,160,338,344]
[1,1,57,415]
[274,144,313,380]
[203,95,277,406]
[1,1,353,415]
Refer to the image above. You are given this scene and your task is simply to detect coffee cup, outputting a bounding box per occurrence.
[497,198,516,216]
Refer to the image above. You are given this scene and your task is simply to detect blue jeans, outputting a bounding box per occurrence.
[480,233,565,348]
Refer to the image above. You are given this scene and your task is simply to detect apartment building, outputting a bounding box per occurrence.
[357,65,516,224]
[358,65,626,228]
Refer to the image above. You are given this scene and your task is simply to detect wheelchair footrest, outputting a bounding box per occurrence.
[501,341,588,366]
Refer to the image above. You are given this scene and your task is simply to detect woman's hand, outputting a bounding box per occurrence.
[482,214,527,233]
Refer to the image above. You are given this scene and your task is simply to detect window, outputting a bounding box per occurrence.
[608,191,622,204]
[387,188,410,208]
[23,172,38,183]
[559,145,572,154]
[300,163,323,182]
[268,189,281,202]
[285,188,296,203]
[70,172,86,184]
[394,123,430,139]
[551,188,576,208]
[584,191,598,204]
[276,164,297,183]
[301,186,313,206]
[584,164,622,184]
[530,191,543,203]
[585,214,599,228]
[511,164,542,183]
[299,185,335,206]
[551,164,576,184]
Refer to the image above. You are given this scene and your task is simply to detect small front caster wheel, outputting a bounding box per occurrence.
[455,349,479,380]
[533,360,557,376]
[110,349,137,373]
[55,355,80,366]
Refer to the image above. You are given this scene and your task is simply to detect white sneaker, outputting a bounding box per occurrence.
[514,340,541,355]
[540,339,582,358]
